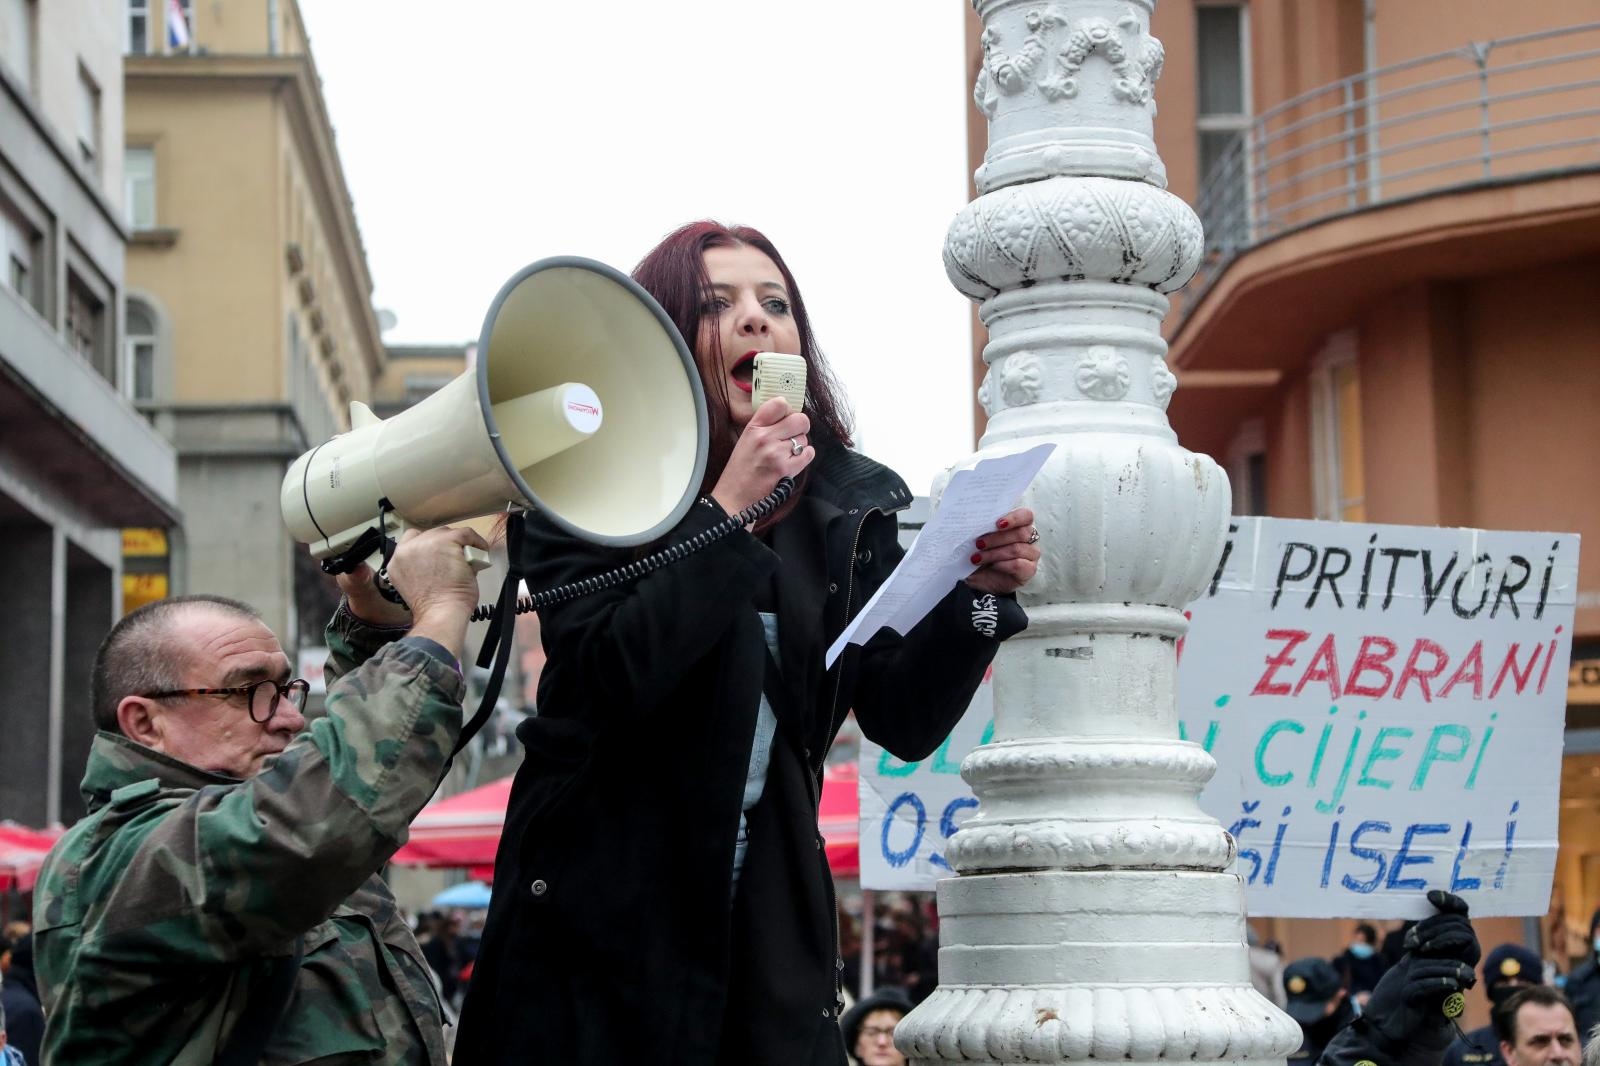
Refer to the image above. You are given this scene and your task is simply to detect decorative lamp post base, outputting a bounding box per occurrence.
[897,871,1301,1063]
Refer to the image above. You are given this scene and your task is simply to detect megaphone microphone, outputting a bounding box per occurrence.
[280,256,711,582]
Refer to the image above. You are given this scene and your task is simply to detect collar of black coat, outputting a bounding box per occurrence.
[807,441,914,518]
[80,729,241,812]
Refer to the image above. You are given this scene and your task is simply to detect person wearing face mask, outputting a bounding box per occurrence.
[451,222,1039,1066]
[1337,922,1390,1005]
[1566,908,1600,1041]
[1444,943,1548,1066]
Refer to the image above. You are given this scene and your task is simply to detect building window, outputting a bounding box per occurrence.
[1225,417,1268,516]
[1196,3,1251,248]
[0,0,36,91]
[76,64,102,175]
[1310,332,1365,522]
[125,298,158,401]
[1,197,41,313]
[125,146,156,229]
[126,0,149,55]
[67,270,109,377]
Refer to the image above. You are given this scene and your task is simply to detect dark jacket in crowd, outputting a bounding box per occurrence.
[1287,998,1356,1061]
[1568,957,1600,1040]
[452,446,1026,1066]
[1337,947,1389,996]
[1568,909,1600,1039]
[1442,1025,1505,1066]
[1,935,43,1066]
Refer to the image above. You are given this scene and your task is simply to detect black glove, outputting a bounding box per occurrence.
[1318,891,1481,1066]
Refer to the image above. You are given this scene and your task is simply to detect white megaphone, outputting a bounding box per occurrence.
[280,256,710,574]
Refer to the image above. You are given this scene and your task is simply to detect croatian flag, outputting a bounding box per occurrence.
[166,0,191,49]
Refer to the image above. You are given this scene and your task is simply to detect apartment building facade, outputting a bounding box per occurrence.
[0,0,180,825]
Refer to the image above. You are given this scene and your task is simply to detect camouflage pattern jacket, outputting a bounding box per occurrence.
[33,605,464,1065]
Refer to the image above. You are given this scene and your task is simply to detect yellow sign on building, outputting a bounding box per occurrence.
[122,528,169,557]
[122,573,170,614]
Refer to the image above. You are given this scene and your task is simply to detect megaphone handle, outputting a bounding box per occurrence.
[464,546,492,571]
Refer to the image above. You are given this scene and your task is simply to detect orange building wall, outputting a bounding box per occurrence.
[1355,283,1476,529]
[1462,257,1600,633]
[1265,371,1316,519]
[1150,1,1198,202]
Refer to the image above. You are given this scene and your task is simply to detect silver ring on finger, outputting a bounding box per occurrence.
[1027,528,1041,544]
[789,436,805,456]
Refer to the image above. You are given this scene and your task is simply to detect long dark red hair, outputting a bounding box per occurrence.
[633,221,854,511]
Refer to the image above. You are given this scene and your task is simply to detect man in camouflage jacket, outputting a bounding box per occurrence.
[32,525,488,1065]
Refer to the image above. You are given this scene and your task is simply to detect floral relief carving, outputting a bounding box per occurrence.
[1075,347,1131,401]
[945,820,1235,872]
[943,177,1204,299]
[977,369,995,416]
[1151,354,1177,409]
[1000,351,1043,407]
[973,6,1163,117]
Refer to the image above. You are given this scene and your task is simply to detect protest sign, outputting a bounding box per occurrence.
[858,518,1580,918]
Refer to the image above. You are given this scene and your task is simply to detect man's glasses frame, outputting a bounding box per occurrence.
[142,679,311,724]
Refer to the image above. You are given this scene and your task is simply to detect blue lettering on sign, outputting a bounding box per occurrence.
[930,797,980,870]
[881,792,927,868]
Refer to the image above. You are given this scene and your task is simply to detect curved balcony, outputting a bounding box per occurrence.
[1175,21,1600,346]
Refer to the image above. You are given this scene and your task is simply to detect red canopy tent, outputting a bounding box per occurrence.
[0,821,65,893]
[393,762,861,879]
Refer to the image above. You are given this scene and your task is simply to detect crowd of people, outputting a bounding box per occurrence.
[0,923,40,1066]
[1241,902,1600,1066]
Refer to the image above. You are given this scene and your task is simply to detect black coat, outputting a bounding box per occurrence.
[453,447,1026,1065]
[1441,1023,1505,1066]
[1570,955,1600,1040]
[0,960,43,1066]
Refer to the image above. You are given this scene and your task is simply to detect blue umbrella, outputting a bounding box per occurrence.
[430,879,492,909]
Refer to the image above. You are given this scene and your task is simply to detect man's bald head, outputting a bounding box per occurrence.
[91,595,260,734]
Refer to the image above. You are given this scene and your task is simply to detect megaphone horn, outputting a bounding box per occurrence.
[280,257,710,573]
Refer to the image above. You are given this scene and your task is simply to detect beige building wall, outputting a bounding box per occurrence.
[125,0,384,649]
[127,85,280,400]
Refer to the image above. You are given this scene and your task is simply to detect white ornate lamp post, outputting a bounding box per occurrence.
[895,1,1302,1061]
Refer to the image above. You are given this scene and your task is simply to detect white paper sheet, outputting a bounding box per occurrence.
[825,443,1054,667]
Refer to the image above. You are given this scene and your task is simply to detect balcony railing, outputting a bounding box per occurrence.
[1184,21,1600,321]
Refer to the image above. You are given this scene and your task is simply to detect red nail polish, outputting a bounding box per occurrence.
[997,520,1010,529]
[970,552,983,564]
[976,539,987,549]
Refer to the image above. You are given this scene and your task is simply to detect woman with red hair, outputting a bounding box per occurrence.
[453,221,1040,1066]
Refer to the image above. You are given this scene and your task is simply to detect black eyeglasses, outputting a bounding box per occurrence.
[143,679,311,724]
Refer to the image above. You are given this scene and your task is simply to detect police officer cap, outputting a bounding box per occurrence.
[1483,943,1543,989]
[1283,957,1343,1025]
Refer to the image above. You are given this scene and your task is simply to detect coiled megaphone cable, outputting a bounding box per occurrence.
[466,475,796,623]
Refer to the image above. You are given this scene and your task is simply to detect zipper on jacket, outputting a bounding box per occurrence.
[822,504,878,1017]
[825,506,880,732]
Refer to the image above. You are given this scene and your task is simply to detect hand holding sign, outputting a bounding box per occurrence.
[1347,891,1479,1061]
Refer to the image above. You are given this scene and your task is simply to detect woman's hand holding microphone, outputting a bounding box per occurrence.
[710,397,813,516]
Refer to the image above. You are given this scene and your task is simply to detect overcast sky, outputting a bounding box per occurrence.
[298,1,979,495]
